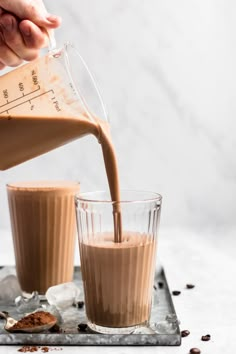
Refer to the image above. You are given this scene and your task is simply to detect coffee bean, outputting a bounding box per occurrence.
[49,324,61,333]
[78,301,85,309]
[190,348,201,354]
[172,290,181,296]
[201,334,211,341]
[153,284,157,290]
[158,281,164,289]
[78,323,88,332]
[186,284,195,289]
[181,329,190,337]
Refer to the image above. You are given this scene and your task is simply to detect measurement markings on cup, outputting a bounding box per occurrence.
[0,85,41,108]
[0,87,55,115]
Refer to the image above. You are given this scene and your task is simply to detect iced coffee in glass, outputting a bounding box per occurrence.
[75,190,162,334]
[7,181,80,294]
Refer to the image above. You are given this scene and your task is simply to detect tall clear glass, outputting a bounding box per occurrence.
[75,190,162,334]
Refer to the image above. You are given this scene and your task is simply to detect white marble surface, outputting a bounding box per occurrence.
[0,228,235,353]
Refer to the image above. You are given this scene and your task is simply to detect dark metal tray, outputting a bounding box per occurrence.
[0,266,181,346]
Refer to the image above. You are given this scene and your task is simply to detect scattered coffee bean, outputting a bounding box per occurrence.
[49,324,61,333]
[78,323,88,332]
[153,284,157,290]
[158,281,164,289]
[201,334,211,341]
[190,348,201,354]
[186,284,195,289]
[78,301,85,309]
[172,290,181,296]
[181,329,190,337]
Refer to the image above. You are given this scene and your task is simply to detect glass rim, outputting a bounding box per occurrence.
[75,189,162,205]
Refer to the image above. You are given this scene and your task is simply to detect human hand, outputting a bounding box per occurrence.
[0,0,61,69]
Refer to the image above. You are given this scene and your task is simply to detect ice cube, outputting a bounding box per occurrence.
[46,282,80,311]
[0,275,22,302]
[0,267,17,281]
[150,314,180,334]
[15,291,40,313]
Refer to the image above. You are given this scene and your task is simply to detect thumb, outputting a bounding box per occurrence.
[0,0,61,28]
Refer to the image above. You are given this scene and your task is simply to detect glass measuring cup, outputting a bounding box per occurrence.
[0,42,107,170]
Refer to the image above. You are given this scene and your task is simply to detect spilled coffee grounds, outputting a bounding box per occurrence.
[18,346,63,352]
